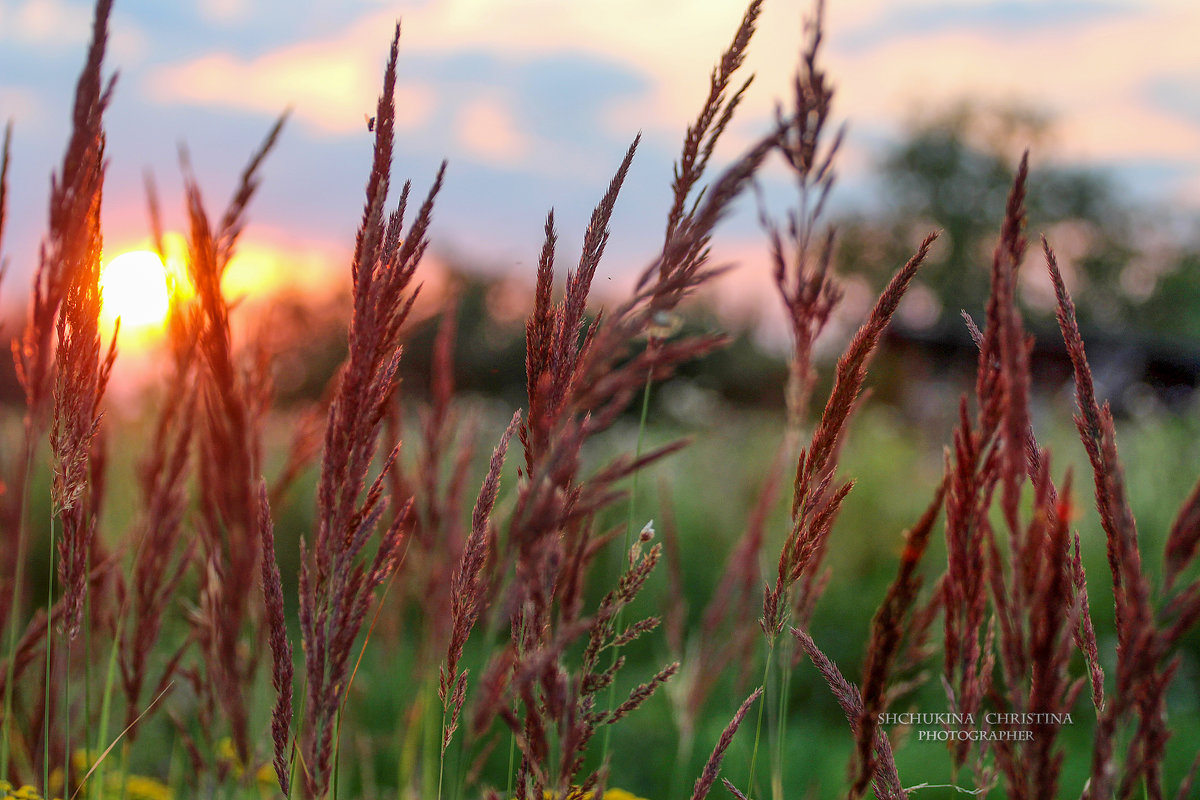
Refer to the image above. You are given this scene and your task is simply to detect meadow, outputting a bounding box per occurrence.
[2,1,1199,799]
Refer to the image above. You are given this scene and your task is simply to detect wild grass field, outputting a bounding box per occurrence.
[2,1,1199,799]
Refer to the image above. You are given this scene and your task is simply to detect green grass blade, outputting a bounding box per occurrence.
[88,613,124,800]
[600,369,655,769]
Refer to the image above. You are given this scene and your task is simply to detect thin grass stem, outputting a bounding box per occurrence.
[69,682,171,800]
[44,512,56,798]
[83,590,92,800]
[601,366,655,768]
[772,645,791,800]
[119,741,129,800]
[0,441,36,783]
[425,683,439,800]
[437,706,448,800]
[744,635,775,800]
[63,637,71,800]
[91,614,123,800]
[505,722,516,800]
[289,673,308,800]
[167,733,182,799]
[333,708,342,800]
[666,726,694,800]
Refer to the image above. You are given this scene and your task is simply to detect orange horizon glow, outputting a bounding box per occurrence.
[97,232,349,349]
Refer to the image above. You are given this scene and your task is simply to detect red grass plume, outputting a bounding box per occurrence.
[1044,236,1200,800]
[258,483,294,797]
[180,112,285,765]
[117,263,198,737]
[0,121,10,279]
[44,0,118,641]
[273,22,442,798]
[792,626,905,800]
[691,687,762,800]
[850,479,945,799]
[763,231,935,638]
[440,411,521,755]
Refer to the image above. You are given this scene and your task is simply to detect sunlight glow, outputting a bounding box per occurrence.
[97,232,341,358]
[100,250,172,335]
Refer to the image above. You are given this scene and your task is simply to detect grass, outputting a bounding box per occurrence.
[2,0,1200,799]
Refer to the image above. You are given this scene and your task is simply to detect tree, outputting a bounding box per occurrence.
[840,102,1143,331]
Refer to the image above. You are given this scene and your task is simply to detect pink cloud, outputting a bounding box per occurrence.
[143,1,1200,198]
[1,0,146,61]
[455,97,529,164]
[0,87,43,127]
[150,33,435,135]
[197,0,249,25]
[5,0,91,49]
[822,4,1200,164]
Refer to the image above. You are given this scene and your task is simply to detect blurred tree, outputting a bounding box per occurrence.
[839,101,1144,332]
[1131,246,1200,339]
[400,270,529,408]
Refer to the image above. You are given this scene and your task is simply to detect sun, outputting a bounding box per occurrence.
[99,249,172,335]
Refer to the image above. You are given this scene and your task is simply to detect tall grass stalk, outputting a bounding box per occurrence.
[743,636,775,800]
[332,710,342,800]
[0,119,12,784]
[666,725,694,800]
[289,675,308,800]
[88,617,124,800]
[424,684,438,799]
[63,638,71,800]
[0,442,36,784]
[600,369,654,768]
[70,683,171,800]
[83,595,91,800]
[167,734,182,799]
[44,515,55,798]
[437,706,449,800]
[505,725,515,800]
[772,646,792,800]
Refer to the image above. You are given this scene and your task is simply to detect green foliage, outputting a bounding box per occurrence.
[839,102,1159,331]
[1135,248,1200,338]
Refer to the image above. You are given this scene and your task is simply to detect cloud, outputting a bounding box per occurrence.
[5,0,91,49]
[197,0,249,25]
[148,1,766,142]
[404,0,1200,173]
[402,0,774,135]
[834,0,1135,50]
[138,0,1200,206]
[150,42,435,135]
[0,87,43,127]
[821,2,1200,165]
[0,0,147,67]
[455,97,528,164]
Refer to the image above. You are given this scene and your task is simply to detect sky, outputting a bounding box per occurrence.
[2,0,1200,319]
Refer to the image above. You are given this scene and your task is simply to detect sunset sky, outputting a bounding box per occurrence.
[2,0,1199,312]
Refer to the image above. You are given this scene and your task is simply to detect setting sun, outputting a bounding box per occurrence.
[99,250,172,334]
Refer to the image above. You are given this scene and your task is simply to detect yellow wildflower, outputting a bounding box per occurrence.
[255,763,278,789]
[538,788,649,800]
[70,750,96,775]
[601,791,646,800]
[119,775,173,800]
[215,736,249,780]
